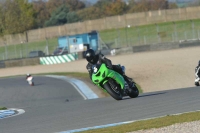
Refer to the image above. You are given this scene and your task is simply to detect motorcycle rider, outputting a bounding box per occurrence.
[85,49,133,89]
[26,73,32,79]
[195,60,200,86]
[26,73,34,86]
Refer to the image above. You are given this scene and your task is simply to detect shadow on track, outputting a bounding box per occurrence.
[122,92,167,100]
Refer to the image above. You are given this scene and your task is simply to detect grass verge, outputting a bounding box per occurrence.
[37,72,89,78]
[0,107,7,110]
[79,111,200,133]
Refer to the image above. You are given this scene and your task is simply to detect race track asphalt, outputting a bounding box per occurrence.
[1,76,200,133]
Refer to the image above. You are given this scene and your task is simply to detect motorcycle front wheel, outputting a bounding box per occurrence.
[103,80,123,100]
[127,82,139,98]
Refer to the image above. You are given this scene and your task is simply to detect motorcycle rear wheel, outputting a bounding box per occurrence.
[195,82,199,86]
[103,80,123,100]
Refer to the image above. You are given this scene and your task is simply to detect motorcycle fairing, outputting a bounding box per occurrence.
[92,63,125,90]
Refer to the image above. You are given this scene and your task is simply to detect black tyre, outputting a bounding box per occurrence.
[103,80,123,100]
[195,82,199,86]
[127,83,139,98]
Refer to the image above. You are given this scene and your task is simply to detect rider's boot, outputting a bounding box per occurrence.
[121,65,134,88]
[123,75,134,88]
[195,77,200,86]
[124,81,129,90]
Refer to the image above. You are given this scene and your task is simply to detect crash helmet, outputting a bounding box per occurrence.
[85,49,96,63]
[26,73,30,76]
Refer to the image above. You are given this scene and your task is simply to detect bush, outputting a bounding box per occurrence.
[0,107,7,110]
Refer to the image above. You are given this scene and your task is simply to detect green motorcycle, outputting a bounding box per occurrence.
[91,63,139,100]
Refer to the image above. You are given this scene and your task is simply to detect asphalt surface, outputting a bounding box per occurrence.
[1,76,200,133]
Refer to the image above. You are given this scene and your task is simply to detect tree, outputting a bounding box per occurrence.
[94,0,113,8]
[41,0,84,27]
[45,5,80,27]
[1,0,35,34]
[105,0,127,16]
[46,0,64,15]
[46,0,85,13]
[77,6,104,21]
[33,0,50,28]
[18,0,36,30]
[169,3,178,9]
[127,0,178,13]
[0,5,5,36]
[65,0,85,11]
[45,5,68,26]
[67,11,80,23]
[128,0,151,13]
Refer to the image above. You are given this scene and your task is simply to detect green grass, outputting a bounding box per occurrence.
[0,107,7,110]
[37,72,90,78]
[79,111,200,133]
[99,19,200,48]
[0,38,58,60]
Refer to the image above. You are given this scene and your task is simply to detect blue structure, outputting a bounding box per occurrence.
[57,31,99,53]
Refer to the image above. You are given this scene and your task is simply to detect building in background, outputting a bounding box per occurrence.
[55,31,99,56]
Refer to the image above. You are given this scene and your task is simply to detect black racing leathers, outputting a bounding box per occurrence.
[86,53,132,85]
